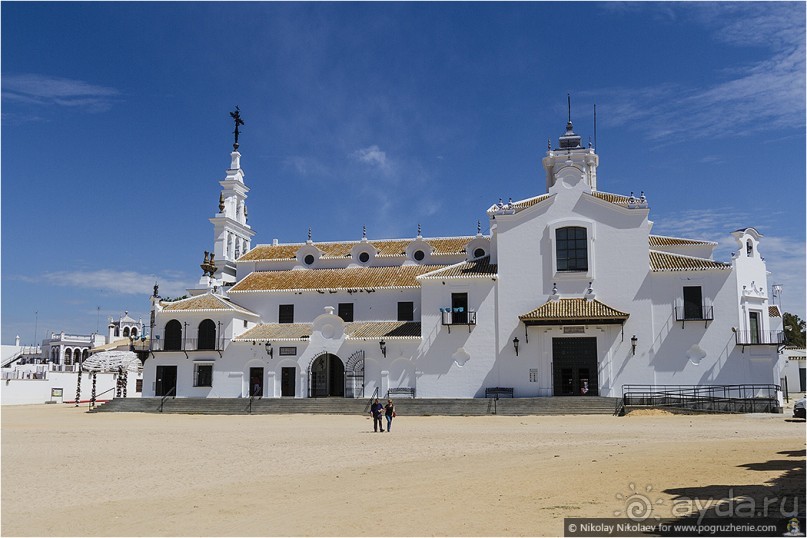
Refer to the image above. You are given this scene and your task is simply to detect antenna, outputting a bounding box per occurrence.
[593,103,597,152]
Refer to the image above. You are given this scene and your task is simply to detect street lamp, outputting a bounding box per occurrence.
[265,341,273,359]
[379,340,387,358]
[513,337,520,357]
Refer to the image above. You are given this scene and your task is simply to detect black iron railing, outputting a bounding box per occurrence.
[674,304,714,325]
[364,386,380,414]
[151,337,229,352]
[622,384,781,414]
[734,330,784,346]
[441,310,477,333]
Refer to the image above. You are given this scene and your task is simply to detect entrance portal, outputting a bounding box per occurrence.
[281,367,296,397]
[552,337,598,396]
[309,353,345,397]
[155,365,177,397]
[250,367,264,397]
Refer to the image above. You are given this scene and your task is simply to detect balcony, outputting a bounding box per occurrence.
[674,303,715,328]
[734,330,784,352]
[440,308,477,333]
[151,337,229,354]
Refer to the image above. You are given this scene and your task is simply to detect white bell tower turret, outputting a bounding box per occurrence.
[542,95,599,193]
[209,107,256,285]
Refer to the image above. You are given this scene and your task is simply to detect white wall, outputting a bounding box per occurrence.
[1,370,142,406]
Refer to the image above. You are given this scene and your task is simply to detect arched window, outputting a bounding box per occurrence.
[131,327,138,338]
[198,319,217,350]
[164,320,183,351]
[746,240,753,257]
[556,226,588,271]
[82,349,89,361]
[123,327,130,338]
[65,348,73,365]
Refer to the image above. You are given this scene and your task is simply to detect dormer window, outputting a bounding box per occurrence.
[304,254,315,266]
[473,248,486,258]
[556,227,588,272]
[359,252,370,263]
[413,250,425,262]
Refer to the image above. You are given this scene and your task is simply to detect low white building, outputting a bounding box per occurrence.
[142,114,784,399]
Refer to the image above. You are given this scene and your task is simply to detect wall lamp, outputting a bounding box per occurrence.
[513,336,520,357]
[630,335,638,356]
[379,339,387,358]
[265,342,273,359]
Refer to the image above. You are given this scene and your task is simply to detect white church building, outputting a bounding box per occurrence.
[142,112,784,400]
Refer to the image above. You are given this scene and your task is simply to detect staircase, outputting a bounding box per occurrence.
[91,396,619,416]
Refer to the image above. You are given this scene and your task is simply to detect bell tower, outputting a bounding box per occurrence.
[209,107,256,285]
[541,95,599,193]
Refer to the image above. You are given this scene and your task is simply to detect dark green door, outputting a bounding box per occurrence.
[552,338,598,396]
[155,365,177,397]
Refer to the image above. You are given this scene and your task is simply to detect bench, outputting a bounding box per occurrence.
[387,387,416,399]
[485,387,514,399]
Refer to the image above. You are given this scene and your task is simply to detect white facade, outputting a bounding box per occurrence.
[142,117,784,399]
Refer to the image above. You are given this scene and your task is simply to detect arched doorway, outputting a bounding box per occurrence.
[308,353,345,397]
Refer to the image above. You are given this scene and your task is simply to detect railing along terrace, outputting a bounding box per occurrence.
[622,384,781,413]
[151,337,229,352]
[734,330,784,346]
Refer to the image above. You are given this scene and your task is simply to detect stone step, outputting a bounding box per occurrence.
[92,396,619,416]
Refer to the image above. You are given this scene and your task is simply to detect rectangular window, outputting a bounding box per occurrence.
[194,364,213,387]
[683,286,704,319]
[279,346,297,356]
[556,227,588,272]
[338,303,354,322]
[279,304,294,324]
[135,379,143,393]
[529,369,538,383]
[398,301,414,322]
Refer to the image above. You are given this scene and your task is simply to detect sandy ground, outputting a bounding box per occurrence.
[1,405,804,537]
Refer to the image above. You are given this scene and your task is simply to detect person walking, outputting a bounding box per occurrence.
[384,399,396,432]
[370,398,384,432]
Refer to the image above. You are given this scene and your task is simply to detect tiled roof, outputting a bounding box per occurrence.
[346,321,422,339]
[239,236,477,261]
[769,305,782,318]
[589,191,633,205]
[512,194,553,212]
[649,235,717,247]
[160,294,259,316]
[419,256,498,279]
[649,250,730,272]
[238,323,313,340]
[519,298,629,324]
[229,265,446,292]
[235,321,422,341]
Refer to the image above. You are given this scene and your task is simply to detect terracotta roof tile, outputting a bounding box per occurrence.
[769,305,782,318]
[519,298,629,324]
[235,321,422,341]
[229,265,446,292]
[239,236,476,261]
[419,256,498,279]
[649,250,730,272]
[649,235,717,247]
[160,294,259,316]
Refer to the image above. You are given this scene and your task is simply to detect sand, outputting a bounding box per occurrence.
[1,404,804,537]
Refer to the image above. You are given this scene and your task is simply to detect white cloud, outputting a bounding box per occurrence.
[2,73,120,112]
[589,3,805,144]
[31,269,190,299]
[351,145,392,174]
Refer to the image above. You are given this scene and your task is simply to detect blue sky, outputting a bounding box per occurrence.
[2,2,805,345]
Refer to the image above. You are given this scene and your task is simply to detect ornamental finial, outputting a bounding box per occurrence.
[308,227,312,242]
[362,224,367,240]
[229,106,244,151]
[417,223,422,238]
[477,220,482,235]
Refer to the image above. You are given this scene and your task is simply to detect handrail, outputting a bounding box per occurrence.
[158,386,177,413]
[622,384,781,414]
[364,386,380,414]
[90,387,116,409]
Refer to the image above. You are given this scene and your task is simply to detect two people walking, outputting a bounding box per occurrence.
[370,398,395,432]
